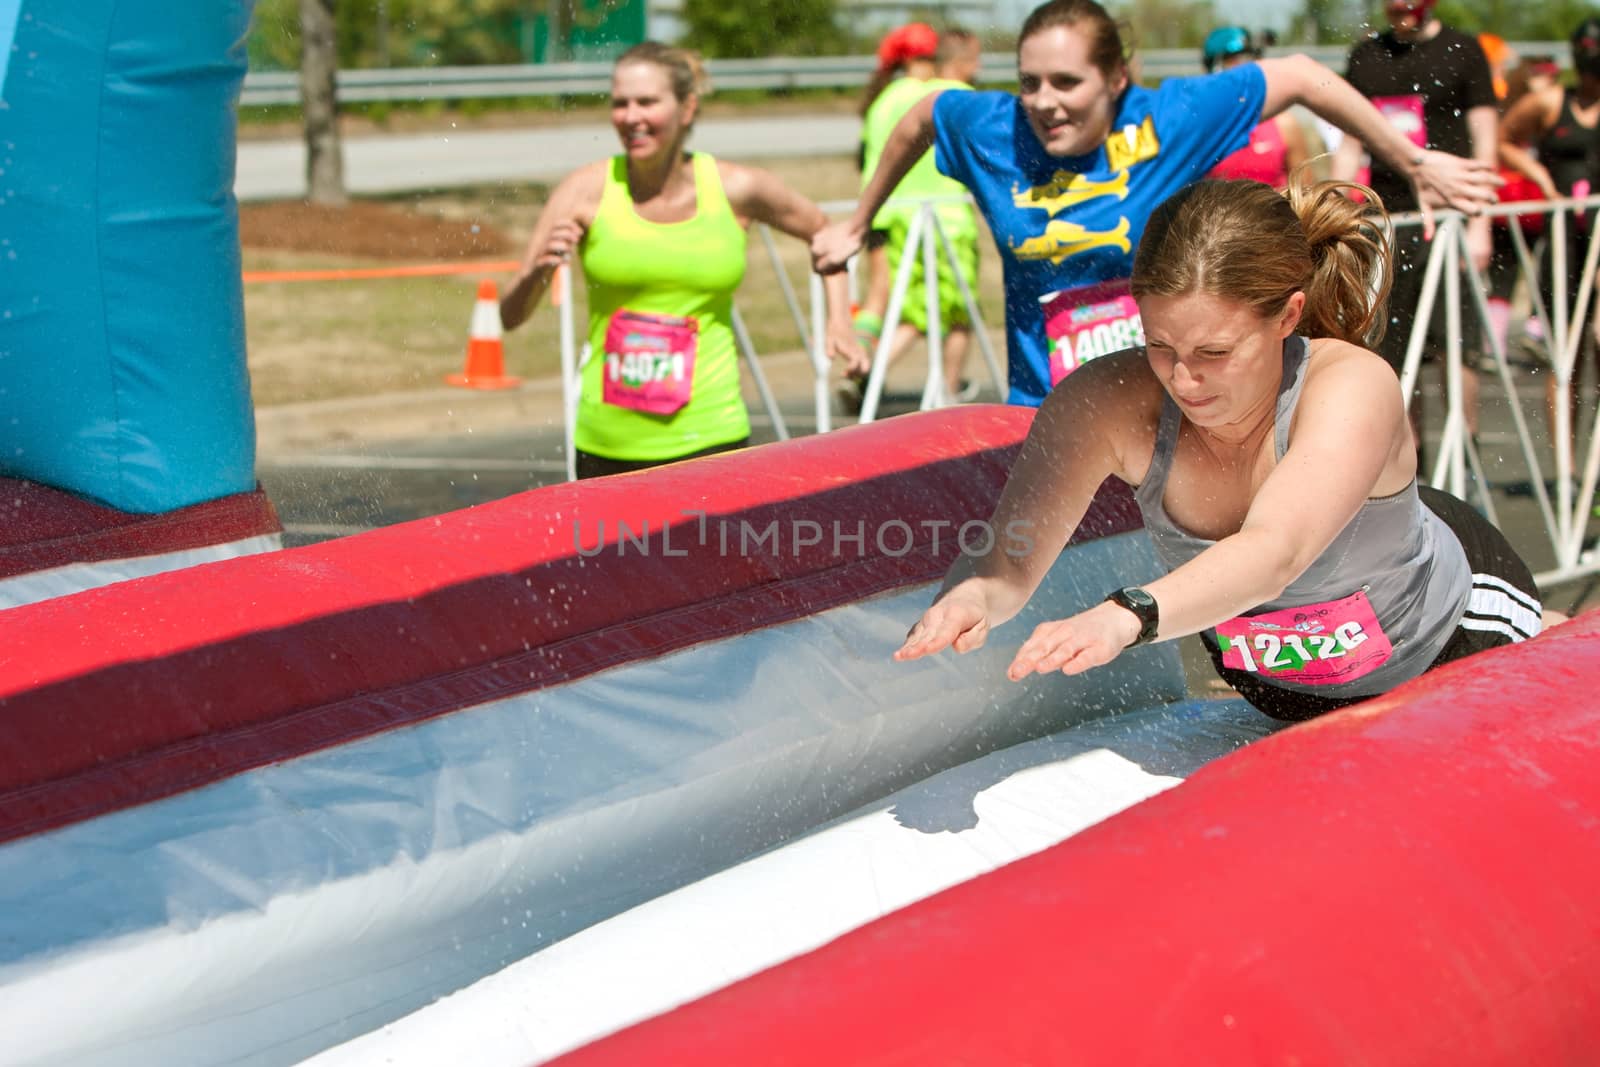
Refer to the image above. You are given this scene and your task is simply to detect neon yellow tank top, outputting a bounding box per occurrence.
[862,77,976,237]
[576,152,749,461]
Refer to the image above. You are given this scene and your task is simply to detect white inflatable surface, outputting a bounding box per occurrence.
[0,532,1180,1067]
[304,696,1278,1066]
[0,533,283,610]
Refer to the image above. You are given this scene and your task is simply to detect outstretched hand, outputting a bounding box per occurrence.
[827,319,871,377]
[1005,602,1139,681]
[895,590,990,662]
[811,219,864,275]
[533,218,587,271]
[1411,150,1502,238]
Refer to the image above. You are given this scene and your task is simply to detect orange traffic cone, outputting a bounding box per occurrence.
[446,279,521,389]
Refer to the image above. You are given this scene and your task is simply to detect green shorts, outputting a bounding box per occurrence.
[885,213,980,334]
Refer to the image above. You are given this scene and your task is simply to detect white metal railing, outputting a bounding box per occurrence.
[1393,197,1600,588]
[550,191,1600,596]
[242,45,1576,108]
[814,195,1004,422]
[241,46,1377,107]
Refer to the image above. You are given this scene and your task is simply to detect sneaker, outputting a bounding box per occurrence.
[836,376,866,416]
[952,378,982,403]
[1510,334,1548,370]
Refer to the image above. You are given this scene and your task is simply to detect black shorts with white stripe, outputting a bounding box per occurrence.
[1419,485,1543,665]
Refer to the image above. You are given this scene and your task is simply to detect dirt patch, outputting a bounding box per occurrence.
[239,199,519,260]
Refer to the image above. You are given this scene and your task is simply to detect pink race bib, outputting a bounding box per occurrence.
[1372,94,1427,150]
[602,309,698,416]
[1215,589,1393,686]
[1040,279,1143,385]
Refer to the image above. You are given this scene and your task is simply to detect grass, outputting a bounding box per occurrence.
[242,155,1010,406]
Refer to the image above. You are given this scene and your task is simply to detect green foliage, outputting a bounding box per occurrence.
[360,0,528,66]
[1285,0,1365,44]
[680,0,848,58]
[249,0,301,70]
[1403,0,1597,39]
[1111,0,1217,50]
[247,0,537,69]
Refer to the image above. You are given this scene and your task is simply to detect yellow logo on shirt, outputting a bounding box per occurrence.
[1005,118,1154,265]
[1104,117,1161,171]
[1010,217,1132,264]
[1011,169,1130,216]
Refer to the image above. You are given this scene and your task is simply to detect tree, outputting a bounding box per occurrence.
[299,0,347,206]
[681,0,848,58]
[1287,0,1364,44]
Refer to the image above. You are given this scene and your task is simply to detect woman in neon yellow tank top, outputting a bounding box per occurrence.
[501,42,867,479]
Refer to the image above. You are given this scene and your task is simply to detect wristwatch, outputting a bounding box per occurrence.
[1104,586,1160,647]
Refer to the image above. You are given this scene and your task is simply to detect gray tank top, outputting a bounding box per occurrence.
[1133,335,1470,697]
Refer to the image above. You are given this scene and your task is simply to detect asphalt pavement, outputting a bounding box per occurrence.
[255,349,1600,616]
[236,113,860,200]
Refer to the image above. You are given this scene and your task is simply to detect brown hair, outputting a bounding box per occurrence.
[1017,0,1127,81]
[1130,178,1393,346]
[859,66,901,116]
[936,27,981,68]
[615,42,711,103]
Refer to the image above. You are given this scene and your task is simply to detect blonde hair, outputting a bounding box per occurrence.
[1130,178,1393,346]
[615,42,711,103]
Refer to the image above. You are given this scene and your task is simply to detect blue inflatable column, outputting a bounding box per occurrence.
[0,0,257,512]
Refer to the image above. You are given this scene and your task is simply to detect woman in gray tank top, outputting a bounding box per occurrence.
[896,178,1549,720]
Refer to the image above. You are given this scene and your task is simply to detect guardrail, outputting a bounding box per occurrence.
[241,43,1565,107]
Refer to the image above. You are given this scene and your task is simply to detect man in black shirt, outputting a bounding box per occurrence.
[1332,0,1498,460]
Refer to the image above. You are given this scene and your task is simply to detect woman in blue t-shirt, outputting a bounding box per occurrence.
[812,0,1502,408]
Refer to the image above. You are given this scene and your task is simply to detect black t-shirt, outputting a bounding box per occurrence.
[1345,27,1496,209]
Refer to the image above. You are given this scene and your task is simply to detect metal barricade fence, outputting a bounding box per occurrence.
[553,193,1600,596]
[1391,197,1600,587]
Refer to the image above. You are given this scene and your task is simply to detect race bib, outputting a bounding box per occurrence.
[602,309,698,416]
[1214,588,1393,686]
[1372,94,1427,150]
[1040,279,1143,385]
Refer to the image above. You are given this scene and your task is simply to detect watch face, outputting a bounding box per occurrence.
[1122,587,1155,609]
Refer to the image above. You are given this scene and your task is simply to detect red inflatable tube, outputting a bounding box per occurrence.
[0,477,280,578]
[552,612,1600,1064]
[0,407,1144,847]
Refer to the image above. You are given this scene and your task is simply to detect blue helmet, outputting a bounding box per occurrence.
[1202,26,1259,72]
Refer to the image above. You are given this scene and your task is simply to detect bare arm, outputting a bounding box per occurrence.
[1258,54,1499,223]
[1464,103,1499,269]
[896,351,1156,661]
[1276,111,1313,177]
[723,162,868,373]
[1008,346,1412,679]
[811,91,944,274]
[1498,88,1562,198]
[500,165,603,331]
[1330,129,1365,182]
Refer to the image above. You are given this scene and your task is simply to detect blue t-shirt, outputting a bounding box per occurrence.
[933,64,1267,406]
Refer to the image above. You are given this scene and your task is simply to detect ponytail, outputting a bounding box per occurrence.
[1132,177,1392,347]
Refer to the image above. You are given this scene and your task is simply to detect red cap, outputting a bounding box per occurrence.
[1385,0,1437,18]
[477,279,498,301]
[876,23,939,71]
